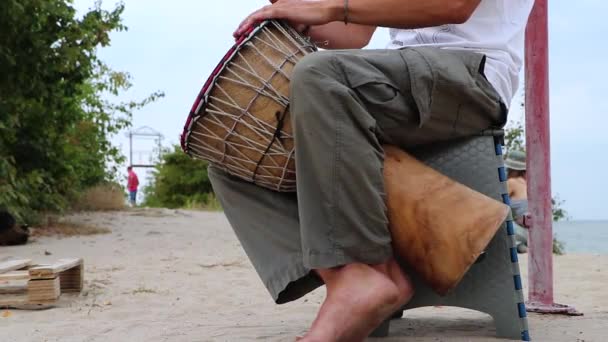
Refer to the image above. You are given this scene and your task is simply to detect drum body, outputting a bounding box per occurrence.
[182,20,316,192]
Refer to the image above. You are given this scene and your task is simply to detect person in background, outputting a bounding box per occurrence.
[505,150,529,253]
[127,166,140,207]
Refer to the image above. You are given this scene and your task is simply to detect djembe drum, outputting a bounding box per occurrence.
[181,20,509,295]
[182,20,314,192]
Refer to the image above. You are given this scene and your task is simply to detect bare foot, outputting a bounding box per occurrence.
[299,258,413,342]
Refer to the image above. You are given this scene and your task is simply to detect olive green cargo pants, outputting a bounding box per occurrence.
[208,47,507,303]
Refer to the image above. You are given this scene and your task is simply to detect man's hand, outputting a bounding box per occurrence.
[234,0,342,38]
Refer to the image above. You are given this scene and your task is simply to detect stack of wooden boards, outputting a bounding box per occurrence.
[0,258,83,308]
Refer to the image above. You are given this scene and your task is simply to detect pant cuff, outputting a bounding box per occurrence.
[265,253,324,304]
[303,245,393,270]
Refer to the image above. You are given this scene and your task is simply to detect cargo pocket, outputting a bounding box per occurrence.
[349,78,416,131]
[456,51,507,131]
[400,47,454,129]
[336,52,419,132]
[401,47,504,139]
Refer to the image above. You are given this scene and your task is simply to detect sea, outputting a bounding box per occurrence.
[553,220,608,254]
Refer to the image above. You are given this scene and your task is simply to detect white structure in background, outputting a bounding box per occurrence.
[125,126,164,168]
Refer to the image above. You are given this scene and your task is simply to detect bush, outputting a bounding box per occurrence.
[144,146,219,210]
[72,183,126,211]
[0,1,162,223]
[553,237,566,255]
[31,215,111,237]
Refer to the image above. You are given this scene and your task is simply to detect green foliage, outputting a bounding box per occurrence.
[552,236,566,255]
[552,195,567,255]
[143,146,219,210]
[504,97,526,154]
[0,1,162,222]
[184,194,222,211]
[504,120,525,153]
[551,196,568,222]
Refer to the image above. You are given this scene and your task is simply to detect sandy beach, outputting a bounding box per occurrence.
[1,209,606,342]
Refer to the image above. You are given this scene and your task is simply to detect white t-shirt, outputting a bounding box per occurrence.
[387,0,535,106]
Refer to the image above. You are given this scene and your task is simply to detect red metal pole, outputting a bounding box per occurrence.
[525,0,553,305]
[525,0,581,315]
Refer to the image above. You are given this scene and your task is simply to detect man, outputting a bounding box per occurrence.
[211,0,535,340]
[505,150,530,253]
[127,166,139,207]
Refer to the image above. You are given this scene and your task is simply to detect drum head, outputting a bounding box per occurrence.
[182,20,316,192]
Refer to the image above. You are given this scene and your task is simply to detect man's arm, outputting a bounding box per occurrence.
[267,0,375,49]
[235,0,482,38]
[308,23,376,49]
[342,0,481,28]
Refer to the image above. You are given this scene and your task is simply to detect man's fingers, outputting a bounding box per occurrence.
[234,5,281,38]
[233,8,265,37]
[234,16,262,37]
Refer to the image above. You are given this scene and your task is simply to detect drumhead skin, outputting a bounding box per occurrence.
[182,20,316,192]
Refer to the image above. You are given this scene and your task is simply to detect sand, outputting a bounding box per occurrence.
[1,209,606,342]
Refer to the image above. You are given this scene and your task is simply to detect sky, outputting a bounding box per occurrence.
[72,0,608,220]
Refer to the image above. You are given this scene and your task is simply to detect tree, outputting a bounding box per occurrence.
[143,145,216,209]
[0,0,162,222]
[504,120,525,153]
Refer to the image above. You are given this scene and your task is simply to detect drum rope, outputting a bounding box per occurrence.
[252,35,300,65]
[271,21,316,56]
[185,20,313,192]
[251,106,289,186]
[191,105,292,172]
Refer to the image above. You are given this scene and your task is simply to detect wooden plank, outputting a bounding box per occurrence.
[0,284,28,295]
[0,259,32,274]
[0,279,60,307]
[0,258,83,307]
[0,296,58,307]
[59,263,83,292]
[28,277,60,302]
[29,258,82,279]
[0,293,29,306]
[0,271,30,281]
